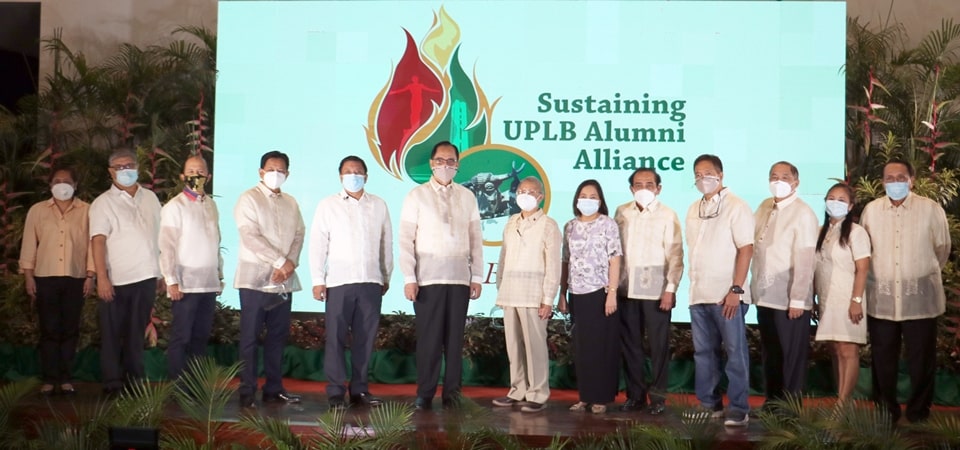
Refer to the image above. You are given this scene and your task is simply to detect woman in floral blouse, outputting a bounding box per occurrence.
[558,179,623,414]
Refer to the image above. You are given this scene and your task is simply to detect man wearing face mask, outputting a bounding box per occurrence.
[860,159,951,424]
[309,155,393,410]
[683,154,754,427]
[89,148,164,395]
[491,176,560,413]
[399,140,484,410]
[159,155,223,381]
[20,165,95,395]
[751,161,818,411]
[234,150,306,408]
[613,168,683,415]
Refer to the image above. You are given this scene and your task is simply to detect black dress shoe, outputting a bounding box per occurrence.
[263,391,301,404]
[239,394,256,409]
[647,403,666,415]
[328,395,346,410]
[620,398,647,412]
[442,395,462,409]
[351,392,383,407]
[414,397,432,410]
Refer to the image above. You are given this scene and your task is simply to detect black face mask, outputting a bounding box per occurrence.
[184,175,208,195]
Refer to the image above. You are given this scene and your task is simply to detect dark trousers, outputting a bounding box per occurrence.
[98,278,156,391]
[324,283,382,398]
[619,296,671,404]
[571,289,621,404]
[757,305,811,401]
[36,276,85,384]
[238,289,292,397]
[166,292,217,379]
[868,316,938,423]
[413,284,469,399]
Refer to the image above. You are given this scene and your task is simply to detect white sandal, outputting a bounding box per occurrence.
[569,401,588,412]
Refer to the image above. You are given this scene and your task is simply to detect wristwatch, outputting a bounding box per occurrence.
[851,296,863,304]
[730,285,745,295]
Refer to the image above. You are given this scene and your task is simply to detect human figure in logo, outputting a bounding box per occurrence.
[462,161,526,219]
[389,75,441,132]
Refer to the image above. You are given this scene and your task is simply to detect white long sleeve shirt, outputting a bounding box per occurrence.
[159,191,223,293]
[614,199,684,300]
[495,209,561,307]
[309,190,393,288]
[233,183,305,293]
[750,193,819,311]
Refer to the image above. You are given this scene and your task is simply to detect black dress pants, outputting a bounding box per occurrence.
[757,305,811,402]
[868,316,938,423]
[36,276,85,384]
[413,284,469,399]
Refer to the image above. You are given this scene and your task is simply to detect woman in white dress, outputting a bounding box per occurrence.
[814,183,871,405]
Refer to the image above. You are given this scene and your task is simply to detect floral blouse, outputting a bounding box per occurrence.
[562,214,623,295]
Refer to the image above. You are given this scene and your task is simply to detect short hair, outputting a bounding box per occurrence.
[338,155,368,174]
[518,176,544,194]
[430,141,459,159]
[770,161,799,178]
[572,179,609,217]
[885,158,915,177]
[693,154,723,173]
[627,168,661,186]
[184,155,209,172]
[260,150,290,170]
[49,165,78,184]
[108,148,137,166]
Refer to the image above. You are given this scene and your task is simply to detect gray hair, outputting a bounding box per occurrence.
[108,148,137,165]
[519,176,544,194]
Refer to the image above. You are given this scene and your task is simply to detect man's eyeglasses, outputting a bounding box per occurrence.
[517,190,540,196]
[698,194,723,219]
[110,163,138,170]
[432,157,458,166]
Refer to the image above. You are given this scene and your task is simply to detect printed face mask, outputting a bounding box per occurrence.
[341,174,365,193]
[433,166,458,184]
[262,171,286,190]
[825,199,849,219]
[51,183,75,201]
[115,169,139,187]
[184,175,208,195]
[577,198,600,216]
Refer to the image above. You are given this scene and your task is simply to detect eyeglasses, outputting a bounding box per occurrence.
[432,157,458,166]
[517,189,540,196]
[110,163,138,170]
[698,194,723,219]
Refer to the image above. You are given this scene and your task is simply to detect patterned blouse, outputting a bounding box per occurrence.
[562,214,623,295]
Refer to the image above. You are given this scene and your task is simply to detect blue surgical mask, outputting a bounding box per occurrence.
[341,174,365,193]
[824,200,849,219]
[116,169,139,187]
[884,182,910,201]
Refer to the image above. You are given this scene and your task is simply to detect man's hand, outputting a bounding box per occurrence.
[24,276,36,300]
[404,283,419,302]
[313,285,327,301]
[168,284,183,301]
[271,268,287,283]
[721,292,740,320]
[98,277,115,302]
[558,292,568,314]
[787,307,804,320]
[659,292,675,312]
[470,282,482,300]
[538,304,553,320]
[82,277,94,297]
[382,283,390,295]
[156,279,167,296]
[280,259,295,278]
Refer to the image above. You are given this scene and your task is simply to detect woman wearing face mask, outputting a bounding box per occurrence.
[813,183,870,406]
[558,179,623,414]
[19,166,95,395]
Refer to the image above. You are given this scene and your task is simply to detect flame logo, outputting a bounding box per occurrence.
[366,6,495,182]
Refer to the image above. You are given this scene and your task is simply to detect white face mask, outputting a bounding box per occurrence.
[633,189,656,208]
[515,193,539,212]
[262,171,286,190]
[769,180,793,198]
[432,166,458,184]
[825,199,849,219]
[576,198,600,216]
[341,174,365,193]
[51,183,75,201]
[695,176,720,195]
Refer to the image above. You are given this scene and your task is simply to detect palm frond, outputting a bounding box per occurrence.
[113,379,174,428]
[236,413,309,450]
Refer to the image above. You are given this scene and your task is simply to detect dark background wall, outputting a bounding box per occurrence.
[0,2,40,112]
